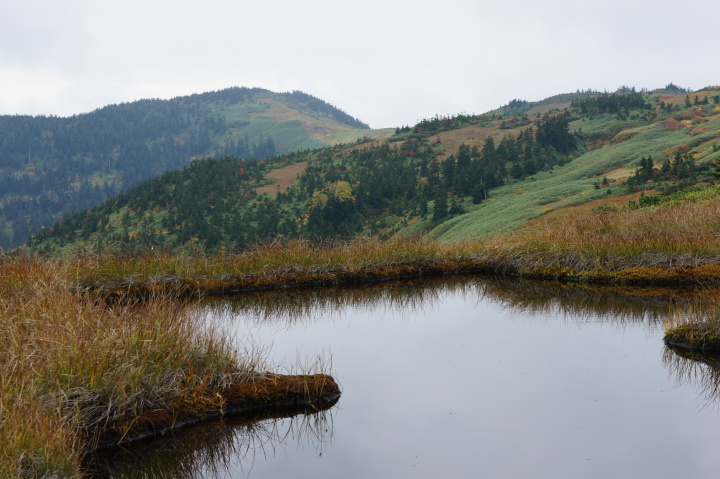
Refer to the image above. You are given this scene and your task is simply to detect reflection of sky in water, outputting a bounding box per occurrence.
[92,279,720,478]
[209,281,720,479]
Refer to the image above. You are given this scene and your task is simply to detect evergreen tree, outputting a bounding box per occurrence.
[433,193,448,221]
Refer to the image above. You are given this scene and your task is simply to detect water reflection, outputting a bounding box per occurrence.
[202,276,704,328]
[664,346,720,408]
[84,406,335,479]
[93,277,720,478]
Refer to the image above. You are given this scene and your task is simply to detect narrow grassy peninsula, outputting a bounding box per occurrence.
[0,256,339,478]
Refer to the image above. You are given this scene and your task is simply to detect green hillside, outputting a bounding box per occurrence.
[0,87,386,250]
[24,86,720,255]
[430,89,720,241]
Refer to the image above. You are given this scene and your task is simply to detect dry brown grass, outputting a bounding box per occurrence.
[660,89,720,105]
[346,119,528,162]
[255,160,308,197]
[518,191,657,231]
[0,256,262,477]
[250,98,393,144]
[486,190,720,284]
[432,121,525,161]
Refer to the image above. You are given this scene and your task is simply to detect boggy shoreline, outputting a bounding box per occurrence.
[83,260,720,301]
[664,327,720,354]
[91,373,340,452]
[88,258,720,355]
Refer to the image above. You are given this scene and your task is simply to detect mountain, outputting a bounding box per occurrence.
[24,85,720,255]
[0,87,391,250]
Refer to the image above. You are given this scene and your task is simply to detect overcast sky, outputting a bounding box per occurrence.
[1,0,718,128]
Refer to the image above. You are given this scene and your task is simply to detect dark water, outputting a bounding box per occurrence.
[88,278,720,478]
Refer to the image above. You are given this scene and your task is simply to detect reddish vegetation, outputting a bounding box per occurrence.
[662,119,683,131]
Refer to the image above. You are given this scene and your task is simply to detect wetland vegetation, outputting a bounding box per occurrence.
[8,183,720,475]
[0,255,339,478]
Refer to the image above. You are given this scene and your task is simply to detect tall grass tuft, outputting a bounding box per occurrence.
[0,253,264,477]
[664,301,720,352]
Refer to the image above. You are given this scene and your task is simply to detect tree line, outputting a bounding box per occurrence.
[28,113,579,253]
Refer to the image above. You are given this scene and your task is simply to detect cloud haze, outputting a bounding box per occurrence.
[1,0,718,128]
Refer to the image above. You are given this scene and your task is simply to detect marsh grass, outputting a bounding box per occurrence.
[0,255,265,477]
[663,345,720,408]
[480,187,720,281]
[65,190,720,297]
[664,301,720,352]
[70,238,486,296]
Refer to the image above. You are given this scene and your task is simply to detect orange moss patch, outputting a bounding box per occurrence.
[222,374,339,408]
[90,257,720,302]
[90,259,498,300]
[507,263,720,286]
[95,374,340,450]
[614,263,720,284]
[528,263,720,285]
[664,325,720,353]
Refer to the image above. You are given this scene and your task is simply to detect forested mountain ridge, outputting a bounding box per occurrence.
[24,85,720,255]
[0,87,387,249]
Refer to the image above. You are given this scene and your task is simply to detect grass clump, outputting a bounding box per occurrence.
[0,254,263,477]
[664,302,720,352]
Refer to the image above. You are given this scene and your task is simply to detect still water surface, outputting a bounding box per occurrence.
[90,278,720,478]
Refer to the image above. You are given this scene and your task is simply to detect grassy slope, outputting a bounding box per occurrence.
[216,97,392,154]
[428,112,720,242]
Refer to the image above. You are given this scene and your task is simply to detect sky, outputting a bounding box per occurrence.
[1,0,719,129]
